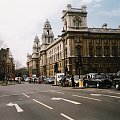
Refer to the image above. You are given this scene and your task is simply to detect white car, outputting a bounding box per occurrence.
[25,77,31,82]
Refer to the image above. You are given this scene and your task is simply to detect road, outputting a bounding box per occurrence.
[0,82,120,120]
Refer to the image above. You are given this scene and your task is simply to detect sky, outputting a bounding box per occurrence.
[0,0,120,68]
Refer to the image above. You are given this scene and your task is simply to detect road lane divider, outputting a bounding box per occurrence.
[22,93,30,98]
[73,95,101,101]
[91,93,120,99]
[51,97,81,105]
[49,90,64,94]
[60,113,74,120]
[0,93,21,98]
[33,99,53,109]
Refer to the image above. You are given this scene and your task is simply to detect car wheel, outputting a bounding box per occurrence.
[85,83,89,88]
[108,85,111,89]
[115,84,120,90]
[97,83,100,88]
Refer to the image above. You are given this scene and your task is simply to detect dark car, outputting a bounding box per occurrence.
[84,73,112,88]
[113,71,120,90]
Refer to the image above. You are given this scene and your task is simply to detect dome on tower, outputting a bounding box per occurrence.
[34,35,39,43]
[44,19,51,28]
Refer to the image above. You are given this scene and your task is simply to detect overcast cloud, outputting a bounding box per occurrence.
[0,0,119,68]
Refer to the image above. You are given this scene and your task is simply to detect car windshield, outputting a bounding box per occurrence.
[94,74,104,79]
[46,77,54,80]
[74,77,79,80]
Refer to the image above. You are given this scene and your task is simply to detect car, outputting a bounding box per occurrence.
[25,77,31,82]
[59,75,72,87]
[64,76,71,87]
[74,76,80,86]
[113,71,120,90]
[56,73,64,82]
[28,77,34,83]
[84,73,112,88]
[15,77,22,84]
[44,77,54,84]
[34,77,41,83]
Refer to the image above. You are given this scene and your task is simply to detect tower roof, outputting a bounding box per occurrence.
[44,19,51,29]
[34,35,39,43]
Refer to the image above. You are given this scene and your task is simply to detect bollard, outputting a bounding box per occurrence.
[79,78,85,88]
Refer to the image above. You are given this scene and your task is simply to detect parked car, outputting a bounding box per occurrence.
[25,77,31,82]
[29,77,34,83]
[74,76,79,86]
[84,73,112,88]
[113,71,120,90]
[44,77,54,84]
[16,77,22,84]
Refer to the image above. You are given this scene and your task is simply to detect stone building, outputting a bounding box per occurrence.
[26,35,40,77]
[27,4,120,78]
[0,48,15,80]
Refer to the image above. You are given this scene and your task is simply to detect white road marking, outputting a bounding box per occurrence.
[106,91,120,95]
[73,95,101,101]
[51,97,81,105]
[91,94,120,99]
[33,99,53,109]
[60,113,74,120]
[7,102,23,112]
[49,90,64,94]
[91,94,102,96]
[22,93,30,97]
[0,93,21,98]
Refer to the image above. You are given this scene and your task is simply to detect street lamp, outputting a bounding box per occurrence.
[61,27,66,76]
[36,61,39,78]
[77,45,82,79]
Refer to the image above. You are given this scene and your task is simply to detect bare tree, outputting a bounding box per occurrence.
[0,40,7,49]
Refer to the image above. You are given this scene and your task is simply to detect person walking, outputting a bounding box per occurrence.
[71,75,75,87]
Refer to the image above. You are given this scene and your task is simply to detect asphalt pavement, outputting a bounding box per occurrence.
[0,82,120,120]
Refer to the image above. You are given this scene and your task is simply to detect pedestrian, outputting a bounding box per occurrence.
[71,75,75,87]
[63,76,66,87]
[60,76,64,86]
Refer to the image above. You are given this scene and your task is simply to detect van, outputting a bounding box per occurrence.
[56,73,64,82]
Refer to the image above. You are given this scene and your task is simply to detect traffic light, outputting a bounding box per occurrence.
[78,55,82,69]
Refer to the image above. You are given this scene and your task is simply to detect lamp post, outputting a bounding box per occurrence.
[54,62,58,85]
[77,45,82,79]
[36,60,39,78]
[89,55,93,73]
[61,27,66,76]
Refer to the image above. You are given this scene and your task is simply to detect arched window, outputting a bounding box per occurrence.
[48,37,50,43]
[76,45,82,56]
[89,46,94,56]
[73,17,81,29]
[96,46,102,56]
[47,30,49,35]
[104,46,110,56]
[112,46,118,56]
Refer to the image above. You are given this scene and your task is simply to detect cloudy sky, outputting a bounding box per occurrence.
[0,0,120,68]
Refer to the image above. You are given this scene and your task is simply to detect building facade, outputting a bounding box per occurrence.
[0,48,15,80]
[27,4,120,78]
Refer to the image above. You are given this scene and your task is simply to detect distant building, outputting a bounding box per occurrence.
[0,48,15,80]
[26,35,40,77]
[27,4,120,78]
